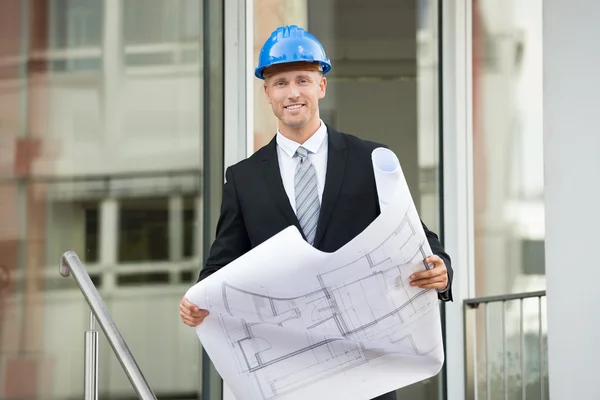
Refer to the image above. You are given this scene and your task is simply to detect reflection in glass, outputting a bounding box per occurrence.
[472,0,545,297]
[0,1,207,398]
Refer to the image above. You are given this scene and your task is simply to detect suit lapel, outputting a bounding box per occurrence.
[259,137,305,238]
[313,127,346,248]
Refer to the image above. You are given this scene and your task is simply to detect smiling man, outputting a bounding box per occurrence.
[180,25,454,400]
[262,60,326,145]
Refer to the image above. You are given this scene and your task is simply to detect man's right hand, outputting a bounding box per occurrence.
[180,297,209,327]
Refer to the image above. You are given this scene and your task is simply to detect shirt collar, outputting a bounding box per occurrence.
[276,120,328,158]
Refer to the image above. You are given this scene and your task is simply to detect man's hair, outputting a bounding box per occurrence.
[262,62,324,79]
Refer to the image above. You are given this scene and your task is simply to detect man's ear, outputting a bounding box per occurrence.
[263,83,272,104]
[319,76,327,99]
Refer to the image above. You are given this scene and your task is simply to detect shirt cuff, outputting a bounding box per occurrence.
[437,284,449,293]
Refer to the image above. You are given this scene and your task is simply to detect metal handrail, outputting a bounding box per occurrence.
[463,290,547,400]
[464,290,546,307]
[60,251,157,400]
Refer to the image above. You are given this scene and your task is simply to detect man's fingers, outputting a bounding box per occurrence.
[411,256,446,281]
[180,310,206,326]
[411,277,446,286]
[419,282,447,289]
[424,255,442,264]
[410,270,429,280]
[179,297,209,328]
[188,303,200,312]
[180,303,204,316]
[181,298,208,315]
[182,315,203,324]
[413,279,447,289]
[180,314,195,324]
[180,303,192,316]
[414,275,446,282]
[182,297,200,312]
[180,304,209,318]
[411,266,446,281]
[181,316,204,327]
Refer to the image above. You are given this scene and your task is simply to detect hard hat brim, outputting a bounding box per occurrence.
[261,61,325,79]
[255,61,331,80]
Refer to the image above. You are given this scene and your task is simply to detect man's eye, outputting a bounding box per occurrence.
[276,82,285,86]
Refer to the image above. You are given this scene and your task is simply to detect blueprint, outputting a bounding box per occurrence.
[185,148,444,400]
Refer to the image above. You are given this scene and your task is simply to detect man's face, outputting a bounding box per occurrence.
[263,69,327,131]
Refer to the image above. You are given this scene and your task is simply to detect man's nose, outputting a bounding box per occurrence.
[288,83,300,99]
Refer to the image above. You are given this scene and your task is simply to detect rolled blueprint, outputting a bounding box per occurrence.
[372,147,402,213]
[185,148,443,400]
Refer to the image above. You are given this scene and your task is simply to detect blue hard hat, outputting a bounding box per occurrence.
[255,25,332,80]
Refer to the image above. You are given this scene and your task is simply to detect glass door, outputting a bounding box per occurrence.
[252,0,445,398]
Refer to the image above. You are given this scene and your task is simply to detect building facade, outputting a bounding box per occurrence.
[4,0,593,399]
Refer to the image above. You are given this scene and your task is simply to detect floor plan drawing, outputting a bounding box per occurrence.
[203,215,442,400]
[186,148,445,400]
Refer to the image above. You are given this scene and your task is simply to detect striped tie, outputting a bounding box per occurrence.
[294,147,320,245]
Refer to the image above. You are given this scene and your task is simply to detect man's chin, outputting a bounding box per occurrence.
[282,119,308,130]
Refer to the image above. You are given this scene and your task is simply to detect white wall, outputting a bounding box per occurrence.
[543,0,600,398]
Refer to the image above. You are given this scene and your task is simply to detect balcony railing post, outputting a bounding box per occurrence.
[85,310,99,400]
[520,298,525,400]
[538,296,544,400]
[464,302,478,400]
[485,303,490,400]
[502,300,507,400]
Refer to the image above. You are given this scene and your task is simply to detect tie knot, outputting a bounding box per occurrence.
[296,146,309,159]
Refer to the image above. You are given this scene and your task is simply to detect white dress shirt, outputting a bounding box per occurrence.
[276,120,328,214]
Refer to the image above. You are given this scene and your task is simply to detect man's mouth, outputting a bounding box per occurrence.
[285,104,304,110]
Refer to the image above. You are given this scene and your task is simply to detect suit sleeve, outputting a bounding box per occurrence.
[198,167,251,282]
[421,221,454,302]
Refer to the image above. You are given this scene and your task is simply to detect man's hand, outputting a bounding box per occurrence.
[410,255,448,291]
[180,297,209,327]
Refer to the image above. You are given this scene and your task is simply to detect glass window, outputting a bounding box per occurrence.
[123,0,201,67]
[119,198,169,262]
[44,199,100,267]
[117,196,197,264]
[472,0,545,296]
[84,205,100,262]
[472,1,547,398]
[0,0,220,398]
[49,0,103,49]
[47,0,104,72]
[253,0,443,398]
[123,0,200,45]
[182,197,197,259]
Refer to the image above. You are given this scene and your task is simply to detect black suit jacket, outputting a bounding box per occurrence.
[199,127,453,301]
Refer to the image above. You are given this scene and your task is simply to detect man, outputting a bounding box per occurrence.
[180,25,453,400]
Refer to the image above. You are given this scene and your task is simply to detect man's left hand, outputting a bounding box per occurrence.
[410,255,448,291]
